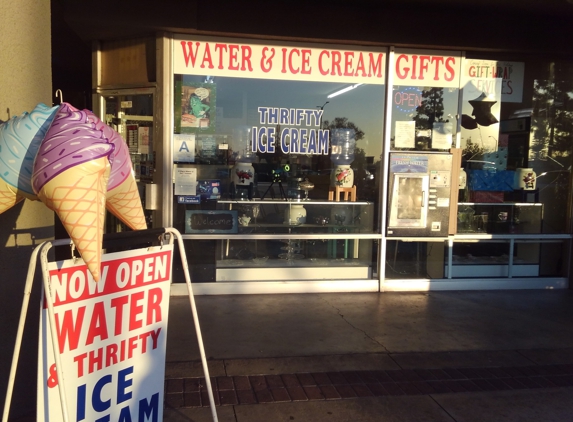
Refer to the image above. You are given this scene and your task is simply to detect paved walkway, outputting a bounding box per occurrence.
[163,290,573,421]
[165,359,573,407]
[5,284,573,421]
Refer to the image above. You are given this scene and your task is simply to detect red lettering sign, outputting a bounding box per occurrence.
[394,52,459,86]
[175,38,386,84]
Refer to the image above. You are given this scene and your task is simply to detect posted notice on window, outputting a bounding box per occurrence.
[432,122,453,149]
[173,133,196,162]
[394,121,416,148]
[174,166,197,195]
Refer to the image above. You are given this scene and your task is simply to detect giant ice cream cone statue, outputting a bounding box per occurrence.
[0,102,147,282]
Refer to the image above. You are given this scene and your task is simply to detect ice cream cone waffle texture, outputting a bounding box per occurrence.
[106,176,147,230]
[0,178,24,214]
[36,158,110,282]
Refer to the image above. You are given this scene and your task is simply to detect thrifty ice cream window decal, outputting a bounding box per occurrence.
[253,107,329,156]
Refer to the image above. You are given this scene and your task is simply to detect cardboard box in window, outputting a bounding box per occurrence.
[469,191,504,203]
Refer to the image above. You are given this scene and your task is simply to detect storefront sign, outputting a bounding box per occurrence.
[461,59,503,157]
[185,210,238,233]
[174,35,386,84]
[390,154,429,173]
[37,246,173,422]
[393,87,423,113]
[393,49,462,88]
[252,106,329,155]
[465,59,524,103]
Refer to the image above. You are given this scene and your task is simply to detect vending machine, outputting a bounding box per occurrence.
[386,152,454,237]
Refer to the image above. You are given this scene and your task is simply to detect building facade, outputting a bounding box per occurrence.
[59,0,573,294]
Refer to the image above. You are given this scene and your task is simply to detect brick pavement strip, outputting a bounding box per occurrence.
[265,374,285,389]
[320,384,342,399]
[164,363,573,409]
[286,386,308,401]
[270,388,291,402]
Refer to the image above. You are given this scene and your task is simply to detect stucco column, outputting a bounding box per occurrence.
[0,0,54,418]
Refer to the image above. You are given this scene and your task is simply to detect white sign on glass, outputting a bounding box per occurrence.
[431,122,453,149]
[394,121,416,148]
[174,166,197,195]
[173,133,196,162]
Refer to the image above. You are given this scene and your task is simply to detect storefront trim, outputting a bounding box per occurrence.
[170,279,379,295]
[383,277,568,292]
[180,234,383,240]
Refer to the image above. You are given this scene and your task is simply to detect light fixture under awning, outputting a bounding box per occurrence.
[327,83,364,99]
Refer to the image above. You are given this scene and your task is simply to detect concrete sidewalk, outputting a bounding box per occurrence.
[164,290,573,421]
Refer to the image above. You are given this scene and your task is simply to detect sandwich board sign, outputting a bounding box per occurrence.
[37,245,173,422]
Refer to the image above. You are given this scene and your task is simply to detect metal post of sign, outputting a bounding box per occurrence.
[167,228,219,422]
[3,238,75,422]
[2,241,47,422]
[39,240,74,422]
[3,228,218,422]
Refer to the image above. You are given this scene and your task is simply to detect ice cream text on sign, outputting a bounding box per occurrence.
[179,41,385,79]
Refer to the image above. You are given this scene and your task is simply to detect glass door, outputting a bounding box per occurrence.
[97,89,156,233]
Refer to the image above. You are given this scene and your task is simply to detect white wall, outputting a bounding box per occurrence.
[0,0,54,418]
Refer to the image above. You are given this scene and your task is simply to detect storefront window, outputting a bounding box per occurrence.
[385,50,572,285]
[385,49,463,245]
[459,56,573,235]
[172,76,384,205]
[390,85,460,151]
[166,38,571,288]
[171,37,386,285]
[529,76,573,234]
[386,240,447,279]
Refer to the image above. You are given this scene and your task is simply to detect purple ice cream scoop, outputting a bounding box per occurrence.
[86,111,132,191]
[32,103,115,194]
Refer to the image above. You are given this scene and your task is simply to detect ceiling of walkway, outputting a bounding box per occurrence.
[50,0,573,105]
[55,0,573,51]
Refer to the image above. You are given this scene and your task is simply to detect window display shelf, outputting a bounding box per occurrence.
[388,234,569,280]
[217,199,375,233]
[457,202,543,234]
[174,199,377,282]
[218,199,371,205]
[216,258,372,281]
[447,253,539,278]
[445,235,543,278]
[236,224,364,232]
[218,257,369,268]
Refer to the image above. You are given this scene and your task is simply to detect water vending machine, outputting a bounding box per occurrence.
[386,152,455,237]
